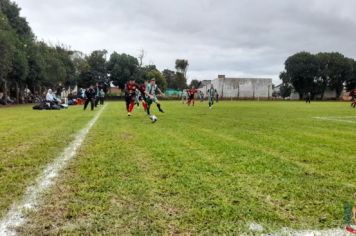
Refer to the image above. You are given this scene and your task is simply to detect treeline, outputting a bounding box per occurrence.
[280,52,356,99]
[0,0,189,104]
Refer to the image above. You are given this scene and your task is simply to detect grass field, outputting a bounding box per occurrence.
[1,101,356,235]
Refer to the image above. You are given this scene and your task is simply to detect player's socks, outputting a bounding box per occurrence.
[157,104,164,113]
[129,102,135,113]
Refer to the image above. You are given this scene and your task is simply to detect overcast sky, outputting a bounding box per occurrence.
[14,0,356,84]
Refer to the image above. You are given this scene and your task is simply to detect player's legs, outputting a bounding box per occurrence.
[146,98,153,115]
[83,99,90,110]
[90,98,95,110]
[141,97,148,111]
[153,97,164,113]
[125,94,131,112]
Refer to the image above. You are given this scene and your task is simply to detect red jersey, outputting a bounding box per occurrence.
[125,82,137,95]
[188,88,198,96]
[139,84,146,95]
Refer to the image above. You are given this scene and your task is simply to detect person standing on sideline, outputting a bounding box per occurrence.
[94,83,100,107]
[305,92,311,103]
[84,85,96,111]
[207,84,216,109]
[99,88,105,105]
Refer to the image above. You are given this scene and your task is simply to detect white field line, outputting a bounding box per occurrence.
[313,116,356,124]
[0,105,107,236]
[249,223,346,236]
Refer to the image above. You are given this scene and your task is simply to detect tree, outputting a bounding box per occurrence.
[284,52,319,99]
[175,72,187,90]
[9,47,29,103]
[162,69,176,89]
[0,0,33,39]
[143,66,167,91]
[278,71,292,98]
[0,31,14,101]
[189,79,200,88]
[327,53,352,98]
[175,59,189,78]
[107,52,139,89]
[345,59,356,91]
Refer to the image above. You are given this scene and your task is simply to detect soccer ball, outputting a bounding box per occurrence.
[150,115,158,123]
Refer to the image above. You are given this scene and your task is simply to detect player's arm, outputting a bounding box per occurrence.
[156,87,165,96]
[124,84,129,94]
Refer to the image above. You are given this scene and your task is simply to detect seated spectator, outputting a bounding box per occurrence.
[46,89,55,102]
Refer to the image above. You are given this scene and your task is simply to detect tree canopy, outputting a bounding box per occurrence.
[281,51,356,99]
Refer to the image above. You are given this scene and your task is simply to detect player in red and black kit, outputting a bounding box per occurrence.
[125,79,148,116]
[125,79,139,116]
[350,88,356,108]
[187,86,198,106]
[138,81,148,112]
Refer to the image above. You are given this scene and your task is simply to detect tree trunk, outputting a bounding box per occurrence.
[320,86,326,100]
[15,81,20,104]
[3,79,8,104]
[20,84,25,104]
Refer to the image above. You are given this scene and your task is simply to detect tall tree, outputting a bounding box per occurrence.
[189,79,201,88]
[175,59,189,78]
[142,65,167,91]
[284,52,319,99]
[162,69,177,89]
[107,52,139,89]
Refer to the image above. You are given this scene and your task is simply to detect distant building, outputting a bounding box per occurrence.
[200,75,273,99]
[108,82,121,95]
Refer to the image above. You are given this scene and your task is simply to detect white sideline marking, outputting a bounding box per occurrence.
[313,116,356,124]
[0,105,107,236]
[263,227,344,236]
[249,223,345,236]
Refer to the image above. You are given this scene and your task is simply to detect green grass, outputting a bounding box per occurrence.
[0,105,95,218]
[1,101,356,235]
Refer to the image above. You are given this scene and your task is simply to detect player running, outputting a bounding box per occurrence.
[187,86,198,106]
[181,89,188,104]
[207,84,216,109]
[350,88,356,108]
[145,78,164,115]
[138,82,148,112]
[124,78,139,116]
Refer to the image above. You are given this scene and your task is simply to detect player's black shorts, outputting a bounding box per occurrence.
[189,95,194,100]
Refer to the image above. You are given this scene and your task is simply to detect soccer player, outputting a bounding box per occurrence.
[137,82,148,112]
[207,84,216,109]
[145,78,164,115]
[187,86,198,106]
[84,85,96,111]
[124,78,139,116]
[181,89,188,104]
